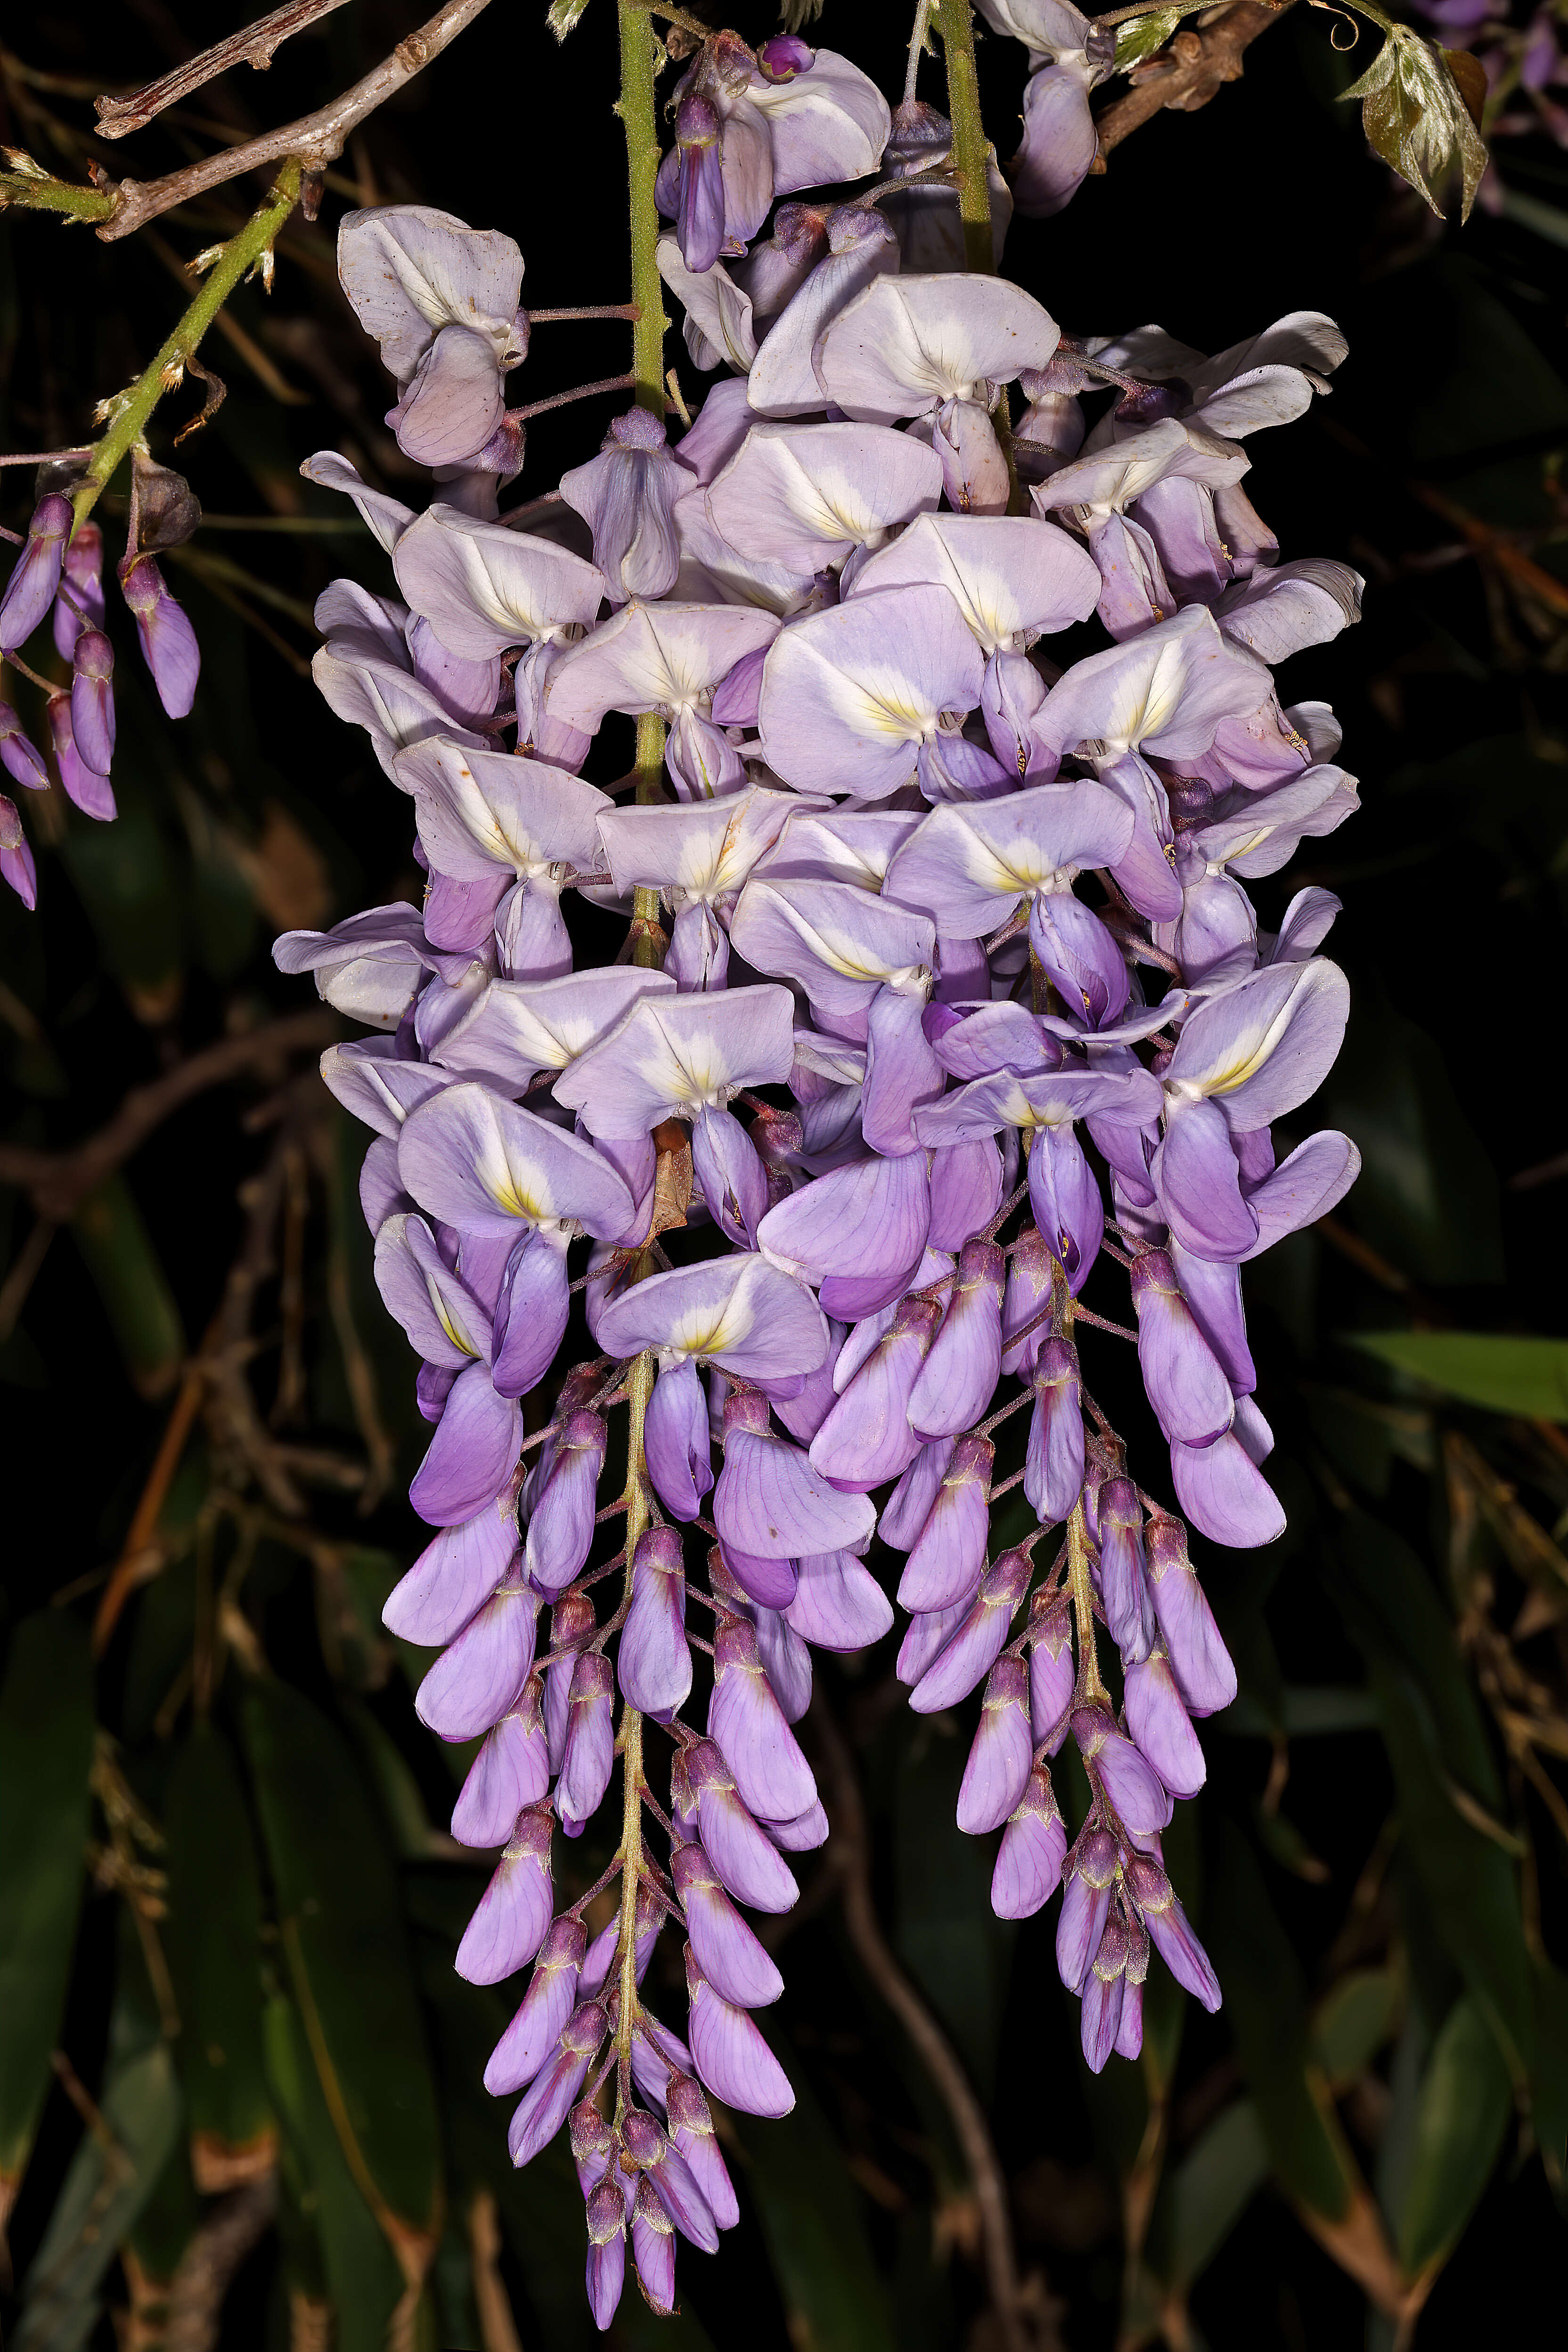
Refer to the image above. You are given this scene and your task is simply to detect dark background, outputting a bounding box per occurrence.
[1,2,1567,2346]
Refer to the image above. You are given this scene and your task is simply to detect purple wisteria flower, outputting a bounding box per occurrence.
[271,61,1369,2312]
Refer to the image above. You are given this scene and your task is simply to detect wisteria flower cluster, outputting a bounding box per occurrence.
[271,9,1364,2326]
[0,448,201,909]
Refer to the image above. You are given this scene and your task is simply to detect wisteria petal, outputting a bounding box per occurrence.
[1169,1429,1286,1548]
[817,273,1060,423]
[851,512,1099,651]
[392,506,605,661]
[410,1363,523,1526]
[756,584,985,801]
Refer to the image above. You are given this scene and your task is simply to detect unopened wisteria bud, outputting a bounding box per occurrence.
[685,1943,796,2117]
[1057,1825,1118,1992]
[812,1292,939,1489]
[1081,1911,1129,2073]
[53,519,105,659]
[0,494,70,652]
[1095,1478,1156,1663]
[559,406,684,606]
[756,31,812,78]
[585,2175,627,2330]
[956,1655,1032,1834]
[572,2095,615,2190]
[680,1739,800,1913]
[1072,1701,1172,1836]
[907,1240,1004,1440]
[117,552,200,718]
[1012,384,1086,485]
[1027,1589,1074,1748]
[451,1670,548,1846]
[1002,1226,1059,1376]
[508,1996,607,2165]
[1025,1338,1083,1523]
[910,1544,1030,1713]
[674,91,726,274]
[1124,1646,1205,1797]
[992,1764,1067,1919]
[632,2171,677,2312]
[545,1592,596,1770]
[933,396,1009,516]
[709,1614,817,1822]
[667,2072,740,2230]
[1124,1850,1221,2011]
[0,703,47,794]
[622,2108,720,2252]
[885,97,953,176]
[621,1526,692,1719]
[0,793,36,910]
[558,1651,615,1833]
[899,1433,994,1612]
[46,692,114,822]
[1129,1249,1234,1446]
[486,1914,588,2093]
[672,1838,784,2010]
[415,1564,538,1743]
[70,629,115,777]
[457,1803,554,1984]
[525,1411,607,1596]
[1145,1512,1237,1715]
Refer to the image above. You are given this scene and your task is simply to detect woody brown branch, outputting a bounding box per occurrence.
[93,0,493,241]
[94,0,353,139]
[0,1006,335,1221]
[810,1689,1062,2352]
[1094,0,1296,155]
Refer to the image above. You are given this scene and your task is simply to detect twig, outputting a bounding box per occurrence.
[512,371,636,423]
[1094,0,1295,154]
[0,1007,336,1221]
[809,1690,1055,2352]
[0,1214,56,1345]
[73,162,305,531]
[95,0,354,139]
[162,2174,279,2352]
[96,0,495,241]
[93,1354,210,1654]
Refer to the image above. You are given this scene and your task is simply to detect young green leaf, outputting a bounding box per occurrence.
[263,1992,410,2352]
[0,1612,95,2226]
[1351,1330,1568,1422]
[1341,24,1489,222]
[71,1174,187,1398]
[1397,1994,1512,2283]
[1150,2097,1269,2296]
[243,1682,443,2296]
[735,2045,898,2352]
[1114,4,1200,72]
[1208,1824,1406,2314]
[12,2042,180,2352]
[163,1724,276,2189]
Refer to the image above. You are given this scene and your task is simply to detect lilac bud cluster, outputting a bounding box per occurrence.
[0,454,203,909]
[275,16,1364,2326]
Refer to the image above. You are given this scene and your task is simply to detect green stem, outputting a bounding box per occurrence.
[609,0,673,2111]
[617,0,670,418]
[0,164,116,223]
[612,1342,654,2113]
[1066,1499,1107,1704]
[70,159,302,536]
[936,0,995,275]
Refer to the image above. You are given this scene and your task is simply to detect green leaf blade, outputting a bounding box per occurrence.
[0,1612,95,2210]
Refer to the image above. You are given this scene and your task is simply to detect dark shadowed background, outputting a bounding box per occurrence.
[2,2,1567,2347]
